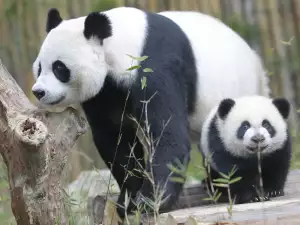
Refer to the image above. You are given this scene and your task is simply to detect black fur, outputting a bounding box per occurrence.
[218,98,235,120]
[46,8,63,33]
[201,115,291,204]
[262,119,276,137]
[84,12,112,43]
[52,60,70,83]
[236,121,251,140]
[273,98,290,119]
[38,62,42,77]
[81,11,197,219]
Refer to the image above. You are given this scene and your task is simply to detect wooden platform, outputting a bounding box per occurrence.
[89,169,300,225]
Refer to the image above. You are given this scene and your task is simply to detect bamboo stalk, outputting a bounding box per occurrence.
[268,0,299,131]
[208,0,222,17]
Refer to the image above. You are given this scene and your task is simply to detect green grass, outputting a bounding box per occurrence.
[186,144,205,180]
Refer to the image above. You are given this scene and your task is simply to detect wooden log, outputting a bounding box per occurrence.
[0,60,87,225]
[161,197,300,225]
[88,169,300,224]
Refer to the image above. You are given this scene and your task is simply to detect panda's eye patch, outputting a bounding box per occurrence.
[38,62,42,77]
[52,60,70,83]
[262,119,270,129]
[262,119,276,137]
[237,120,251,139]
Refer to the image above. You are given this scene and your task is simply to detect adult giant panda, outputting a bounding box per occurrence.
[31,7,269,218]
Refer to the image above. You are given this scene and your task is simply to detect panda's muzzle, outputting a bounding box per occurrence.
[247,134,268,152]
[49,95,65,105]
[247,144,268,152]
[32,89,45,100]
[251,134,265,143]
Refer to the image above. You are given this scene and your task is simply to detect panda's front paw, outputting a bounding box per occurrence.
[267,190,284,198]
[250,195,270,203]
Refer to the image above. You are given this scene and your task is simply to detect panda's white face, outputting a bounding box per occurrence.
[32,8,147,107]
[217,96,289,158]
[32,17,108,107]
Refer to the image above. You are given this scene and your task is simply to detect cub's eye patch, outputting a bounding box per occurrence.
[262,119,276,137]
[52,60,70,83]
[237,120,250,139]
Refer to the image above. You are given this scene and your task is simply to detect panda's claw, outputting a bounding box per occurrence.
[266,190,284,198]
[251,195,270,203]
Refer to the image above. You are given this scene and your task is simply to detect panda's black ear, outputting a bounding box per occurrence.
[218,98,235,120]
[84,12,112,43]
[272,98,290,119]
[46,8,63,33]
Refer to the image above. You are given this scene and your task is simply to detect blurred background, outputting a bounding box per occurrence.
[0,0,300,223]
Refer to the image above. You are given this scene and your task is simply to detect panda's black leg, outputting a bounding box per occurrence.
[91,123,145,219]
[229,181,270,204]
[132,93,191,214]
[262,142,291,199]
[262,162,289,199]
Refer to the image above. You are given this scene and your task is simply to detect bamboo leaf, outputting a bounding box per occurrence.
[143,68,153,73]
[141,76,147,90]
[127,65,141,71]
[167,163,182,174]
[213,178,228,183]
[229,177,242,184]
[127,54,149,62]
[169,176,185,183]
[218,172,230,179]
[215,192,222,201]
[213,183,228,188]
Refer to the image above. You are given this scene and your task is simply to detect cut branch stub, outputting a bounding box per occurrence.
[0,59,88,225]
[14,116,48,149]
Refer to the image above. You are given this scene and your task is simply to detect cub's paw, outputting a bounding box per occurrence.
[250,195,270,203]
[267,190,284,198]
[235,191,259,204]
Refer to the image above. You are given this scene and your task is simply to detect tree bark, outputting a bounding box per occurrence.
[0,59,87,225]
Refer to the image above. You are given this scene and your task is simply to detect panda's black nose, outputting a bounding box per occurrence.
[251,134,265,143]
[32,89,45,100]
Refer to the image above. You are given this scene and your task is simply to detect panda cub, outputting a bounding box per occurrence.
[200,95,291,204]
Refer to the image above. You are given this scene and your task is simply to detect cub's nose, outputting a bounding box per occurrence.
[251,134,265,143]
[32,89,45,100]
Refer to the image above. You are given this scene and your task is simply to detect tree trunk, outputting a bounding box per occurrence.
[0,60,87,225]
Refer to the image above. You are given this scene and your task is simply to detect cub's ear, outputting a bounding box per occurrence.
[272,98,290,119]
[84,12,112,44]
[46,8,63,33]
[218,98,235,120]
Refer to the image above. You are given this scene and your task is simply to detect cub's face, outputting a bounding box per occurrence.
[32,9,112,107]
[216,96,290,158]
[232,118,277,155]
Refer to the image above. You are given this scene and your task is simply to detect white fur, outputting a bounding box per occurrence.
[32,7,147,106]
[159,11,270,140]
[201,96,288,159]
